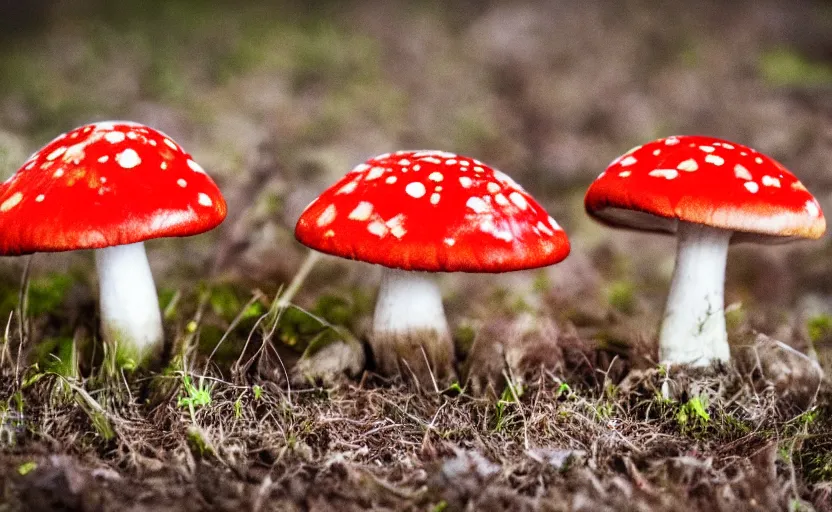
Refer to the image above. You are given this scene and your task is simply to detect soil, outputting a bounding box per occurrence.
[1,1,832,510]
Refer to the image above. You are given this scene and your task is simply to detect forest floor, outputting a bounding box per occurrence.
[0,1,832,510]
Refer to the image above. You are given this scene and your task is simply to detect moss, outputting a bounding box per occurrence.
[760,47,832,87]
[606,280,636,314]
[806,314,832,344]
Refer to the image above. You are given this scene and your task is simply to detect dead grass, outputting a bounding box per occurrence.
[1,304,830,512]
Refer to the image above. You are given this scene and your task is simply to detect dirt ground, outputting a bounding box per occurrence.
[0,0,831,510]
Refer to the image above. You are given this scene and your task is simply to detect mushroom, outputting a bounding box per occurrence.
[585,135,825,366]
[295,150,570,386]
[0,121,227,364]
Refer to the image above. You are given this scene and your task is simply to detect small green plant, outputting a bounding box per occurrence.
[178,375,213,421]
[17,461,37,476]
[676,395,710,429]
[446,381,464,394]
[252,385,263,400]
[495,380,524,431]
[431,501,449,512]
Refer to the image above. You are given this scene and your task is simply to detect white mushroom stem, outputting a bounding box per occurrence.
[659,221,732,366]
[373,268,450,338]
[371,268,455,385]
[95,242,163,362]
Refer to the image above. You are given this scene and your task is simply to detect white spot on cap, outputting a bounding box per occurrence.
[164,138,178,151]
[625,145,642,155]
[104,132,125,144]
[187,159,205,173]
[721,143,735,150]
[459,160,470,167]
[386,214,406,238]
[35,194,44,202]
[405,182,426,198]
[734,164,752,180]
[704,154,725,166]
[46,147,66,161]
[509,192,528,210]
[466,196,489,214]
[537,221,554,236]
[197,193,213,207]
[423,157,441,164]
[649,169,679,179]
[385,176,397,184]
[444,238,455,246]
[676,159,698,172]
[473,166,484,173]
[317,204,337,226]
[618,171,632,178]
[0,192,23,212]
[744,181,759,193]
[459,176,473,188]
[337,178,359,195]
[398,159,411,166]
[412,164,421,171]
[699,145,715,153]
[177,179,187,187]
[754,157,763,164]
[53,169,65,178]
[486,182,500,194]
[653,149,661,156]
[664,137,680,145]
[161,161,168,170]
[761,175,781,188]
[430,193,441,205]
[428,172,444,182]
[24,161,35,170]
[366,166,385,180]
[494,193,509,206]
[806,200,821,218]
[349,201,374,221]
[620,156,637,167]
[351,163,370,173]
[98,156,109,163]
[548,216,561,231]
[367,221,387,237]
[445,159,457,165]
[116,148,142,169]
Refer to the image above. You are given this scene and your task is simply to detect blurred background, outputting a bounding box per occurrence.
[0,0,831,369]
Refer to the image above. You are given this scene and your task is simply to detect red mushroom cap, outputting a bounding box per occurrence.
[0,121,227,255]
[295,150,569,272]
[584,135,825,242]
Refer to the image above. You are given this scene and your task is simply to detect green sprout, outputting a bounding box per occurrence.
[17,461,37,476]
[178,375,213,421]
[676,395,710,429]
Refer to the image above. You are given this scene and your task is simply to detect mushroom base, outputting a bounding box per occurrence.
[95,242,164,366]
[370,329,455,388]
[371,268,456,388]
[659,222,731,366]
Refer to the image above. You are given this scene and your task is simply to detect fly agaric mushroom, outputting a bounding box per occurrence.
[295,150,569,386]
[585,135,825,366]
[0,121,227,364]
